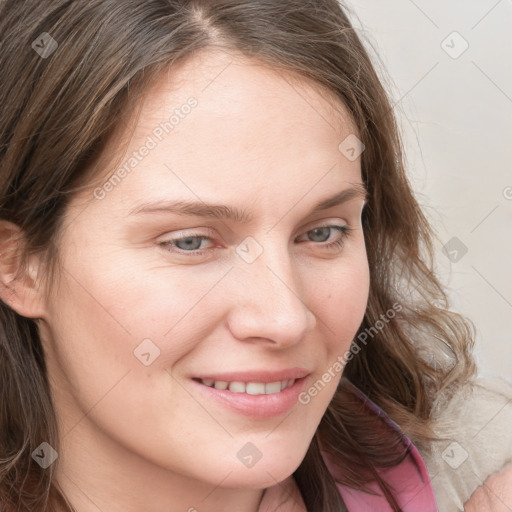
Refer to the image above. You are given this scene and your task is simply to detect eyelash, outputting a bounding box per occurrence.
[159,224,353,256]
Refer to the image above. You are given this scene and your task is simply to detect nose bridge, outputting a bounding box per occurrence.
[226,236,316,344]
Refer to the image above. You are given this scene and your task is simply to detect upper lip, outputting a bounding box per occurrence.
[192,367,311,383]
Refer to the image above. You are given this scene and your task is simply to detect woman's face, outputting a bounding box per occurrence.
[37,49,369,499]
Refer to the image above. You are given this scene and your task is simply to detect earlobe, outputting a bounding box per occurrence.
[0,220,47,319]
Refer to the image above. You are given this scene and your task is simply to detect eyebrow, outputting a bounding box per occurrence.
[128,183,367,222]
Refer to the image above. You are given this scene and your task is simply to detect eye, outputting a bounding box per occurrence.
[296,224,352,250]
[159,232,214,256]
[158,224,353,257]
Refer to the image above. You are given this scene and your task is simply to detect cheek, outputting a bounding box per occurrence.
[311,254,370,344]
[52,248,225,353]
[296,259,369,416]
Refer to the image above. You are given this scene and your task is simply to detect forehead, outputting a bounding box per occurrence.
[153,49,352,118]
[78,48,362,212]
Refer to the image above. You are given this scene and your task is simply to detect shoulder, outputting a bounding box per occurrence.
[420,377,512,512]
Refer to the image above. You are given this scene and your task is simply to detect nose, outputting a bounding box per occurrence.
[225,242,317,348]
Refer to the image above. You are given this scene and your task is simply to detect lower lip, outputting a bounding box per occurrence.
[190,377,308,419]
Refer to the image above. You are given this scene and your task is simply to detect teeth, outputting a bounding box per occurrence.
[200,378,296,394]
[228,381,245,393]
[264,381,281,394]
[246,382,266,395]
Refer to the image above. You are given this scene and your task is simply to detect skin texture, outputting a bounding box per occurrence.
[1,49,369,512]
[464,465,512,512]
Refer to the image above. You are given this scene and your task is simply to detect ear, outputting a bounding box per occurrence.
[0,220,48,319]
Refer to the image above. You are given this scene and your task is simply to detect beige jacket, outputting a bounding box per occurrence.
[420,377,512,511]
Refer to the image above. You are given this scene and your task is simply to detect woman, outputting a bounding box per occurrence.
[0,1,510,511]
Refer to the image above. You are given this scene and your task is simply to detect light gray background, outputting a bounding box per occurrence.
[344,0,512,379]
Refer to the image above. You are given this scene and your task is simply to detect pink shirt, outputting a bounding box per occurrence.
[259,383,438,511]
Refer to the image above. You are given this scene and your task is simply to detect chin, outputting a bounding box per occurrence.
[217,455,304,489]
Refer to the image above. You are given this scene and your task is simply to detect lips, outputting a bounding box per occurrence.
[190,374,309,418]
[188,367,311,418]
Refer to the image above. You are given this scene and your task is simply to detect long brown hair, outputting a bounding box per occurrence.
[0,1,476,510]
